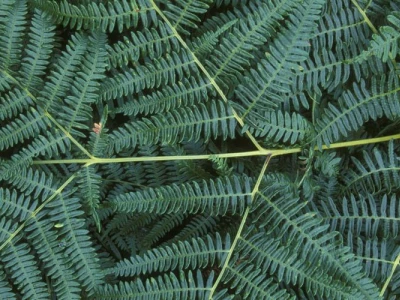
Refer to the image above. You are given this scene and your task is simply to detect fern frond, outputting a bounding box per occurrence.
[322,194,400,239]
[96,270,214,299]
[236,232,360,299]
[4,168,56,200]
[162,142,213,183]
[315,73,400,148]
[0,189,37,222]
[291,5,376,109]
[0,88,33,121]
[343,141,400,195]
[233,0,324,121]
[107,21,179,69]
[77,165,102,231]
[209,156,233,176]
[140,213,187,249]
[113,75,214,117]
[31,0,155,33]
[0,0,27,70]
[109,233,229,277]
[1,130,70,180]
[38,32,89,111]
[136,144,172,187]
[164,215,218,245]
[110,175,251,216]
[46,196,104,295]
[109,101,236,152]
[100,49,196,100]
[294,44,386,106]
[188,19,237,59]
[1,241,48,299]
[206,0,298,89]
[353,237,398,283]
[57,31,107,138]
[213,0,250,8]
[0,71,13,92]
[0,268,15,299]
[357,13,400,63]
[162,0,211,35]
[222,262,295,300]
[314,151,342,177]
[251,184,380,299]
[26,212,81,300]
[0,108,50,151]
[19,10,55,90]
[313,7,370,50]
[250,110,312,145]
[87,122,109,158]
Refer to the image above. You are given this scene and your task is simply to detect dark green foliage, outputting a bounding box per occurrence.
[0,0,400,299]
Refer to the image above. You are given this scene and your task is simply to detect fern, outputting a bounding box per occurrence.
[1,0,400,299]
[110,175,251,216]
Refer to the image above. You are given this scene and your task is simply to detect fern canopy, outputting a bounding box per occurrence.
[0,0,399,299]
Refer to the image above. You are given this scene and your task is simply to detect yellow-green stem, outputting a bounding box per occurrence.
[208,156,272,299]
[149,0,264,151]
[33,133,400,165]
[0,172,77,252]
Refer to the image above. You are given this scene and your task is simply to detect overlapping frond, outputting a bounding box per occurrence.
[46,195,105,295]
[233,0,324,121]
[205,0,299,90]
[31,0,156,32]
[291,5,374,109]
[343,141,400,195]
[0,0,399,298]
[0,0,27,70]
[26,215,81,300]
[357,13,400,63]
[57,32,107,138]
[0,190,50,299]
[319,193,400,289]
[107,21,179,69]
[0,269,15,299]
[164,215,218,245]
[1,241,49,299]
[188,19,237,59]
[0,88,33,121]
[19,10,55,90]
[249,181,380,299]
[249,110,312,145]
[221,262,295,300]
[77,165,102,231]
[95,270,214,300]
[0,130,70,180]
[38,32,89,111]
[236,231,361,299]
[100,49,196,100]
[162,0,211,36]
[140,213,188,249]
[110,175,252,215]
[315,73,400,148]
[113,75,214,117]
[109,101,236,152]
[322,194,400,239]
[109,233,229,276]
[0,108,50,151]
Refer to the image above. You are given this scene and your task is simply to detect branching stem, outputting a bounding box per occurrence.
[149,0,264,151]
[33,133,400,165]
[208,156,272,299]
